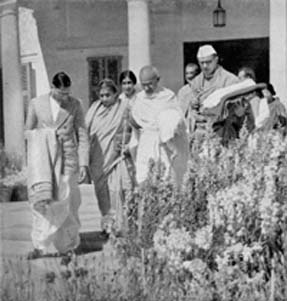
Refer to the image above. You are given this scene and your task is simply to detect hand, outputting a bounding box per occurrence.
[194,114,207,123]
[170,150,178,163]
[191,102,200,110]
[78,166,88,184]
[122,144,130,156]
[163,141,178,163]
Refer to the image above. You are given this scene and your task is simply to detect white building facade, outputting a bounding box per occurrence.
[0,0,286,157]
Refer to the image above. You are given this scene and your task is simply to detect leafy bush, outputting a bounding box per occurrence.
[2,130,287,300]
[0,146,27,202]
[115,129,287,301]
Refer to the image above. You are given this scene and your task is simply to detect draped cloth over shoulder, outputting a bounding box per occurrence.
[185,66,239,132]
[85,98,129,178]
[25,93,88,254]
[202,79,267,123]
[131,87,189,186]
[26,129,80,253]
[201,80,268,144]
[157,108,189,186]
[27,128,62,205]
[86,98,134,233]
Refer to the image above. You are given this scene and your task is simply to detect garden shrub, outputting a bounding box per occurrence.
[1,129,287,300]
[115,129,287,301]
[0,146,27,202]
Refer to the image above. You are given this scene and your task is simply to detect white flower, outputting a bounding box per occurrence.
[182,258,207,275]
[242,246,252,262]
[215,255,229,270]
[194,225,213,250]
[153,216,193,270]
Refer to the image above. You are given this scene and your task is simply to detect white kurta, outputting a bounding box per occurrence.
[131,86,189,186]
[50,95,60,122]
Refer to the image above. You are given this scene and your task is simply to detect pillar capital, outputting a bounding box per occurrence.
[0,0,18,18]
[127,0,148,3]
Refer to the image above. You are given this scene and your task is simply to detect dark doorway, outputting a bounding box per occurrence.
[0,69,3,145]
[184,38,269,83]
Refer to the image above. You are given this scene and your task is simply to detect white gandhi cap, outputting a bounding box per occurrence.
[197,45,217,59]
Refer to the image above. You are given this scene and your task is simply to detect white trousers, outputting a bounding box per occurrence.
[31,174,81,253]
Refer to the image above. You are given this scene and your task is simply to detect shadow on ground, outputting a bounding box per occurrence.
[26,231,109,261]
[77,231,109,254]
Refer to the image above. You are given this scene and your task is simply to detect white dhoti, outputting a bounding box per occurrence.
[134,128,170,184]
[131,87,189,186]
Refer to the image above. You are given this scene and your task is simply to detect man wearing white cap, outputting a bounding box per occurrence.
[188,44,238,131]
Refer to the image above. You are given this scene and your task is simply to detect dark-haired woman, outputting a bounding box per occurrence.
[86,79,135,236]
[119,70,137,109]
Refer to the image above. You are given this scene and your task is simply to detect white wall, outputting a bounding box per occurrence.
[270,0,287,105]
[130,0,270,94]
[32,0,128,113]
[156,0,269,93]
[182,0,269,41]
[152,9,183,93]
[23,0,270,109]
[56,46,128,113]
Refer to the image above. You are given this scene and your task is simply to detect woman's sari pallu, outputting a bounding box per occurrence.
[86,98,135,234]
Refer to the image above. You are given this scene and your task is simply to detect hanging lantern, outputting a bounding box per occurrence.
[213,0,226,27]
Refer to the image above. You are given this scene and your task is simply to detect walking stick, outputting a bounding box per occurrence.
[118,112,128,235]
[131,123,147,295]
[270,257,275,301]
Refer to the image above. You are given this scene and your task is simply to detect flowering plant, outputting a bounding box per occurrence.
[115,129,287,300]
[0,146,27,202]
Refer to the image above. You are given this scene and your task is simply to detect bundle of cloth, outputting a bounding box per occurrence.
[130,87,189,186]
[201,79,268,144]
[26,128,76,253]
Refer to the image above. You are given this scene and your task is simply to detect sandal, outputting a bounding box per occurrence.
[60,250,74,266]
[27,248,44,260]
[99,230,110,240]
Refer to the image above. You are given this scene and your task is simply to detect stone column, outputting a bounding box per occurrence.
[270,0,287,106]
[0,0,25,159]
[127,0,151,79]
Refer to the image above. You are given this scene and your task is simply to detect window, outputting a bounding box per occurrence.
[87,56,122,104]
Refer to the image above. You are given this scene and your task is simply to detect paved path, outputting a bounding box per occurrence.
[0,184,102,259]
[0,184,123,298]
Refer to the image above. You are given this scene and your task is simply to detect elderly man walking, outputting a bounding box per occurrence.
[130,65,189,186]
[188,45,238,132]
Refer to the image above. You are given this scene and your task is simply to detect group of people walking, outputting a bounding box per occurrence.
[25,64,189,260]
[25,43,287,260]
